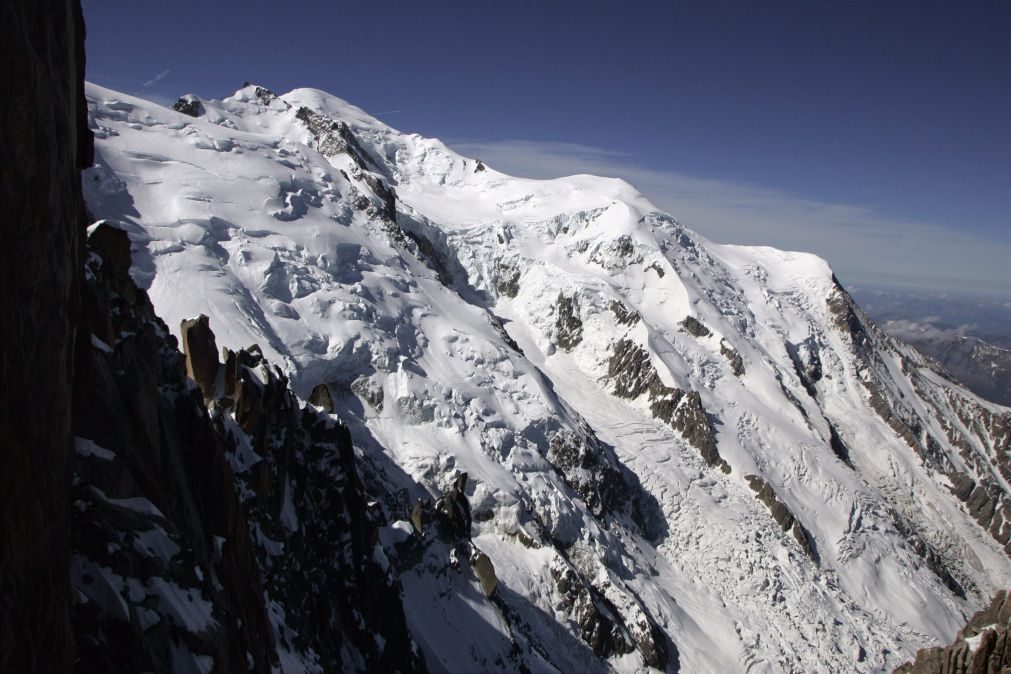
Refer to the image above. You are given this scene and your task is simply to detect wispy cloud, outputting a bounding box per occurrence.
[449,139,1011,295]
[142,69,171,88]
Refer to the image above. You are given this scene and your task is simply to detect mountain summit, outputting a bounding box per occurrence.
[81,82,1011,672]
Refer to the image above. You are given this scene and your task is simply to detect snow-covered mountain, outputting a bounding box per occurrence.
[82,82,1011,673]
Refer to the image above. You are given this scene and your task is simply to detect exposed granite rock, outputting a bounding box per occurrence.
[550,558,636,659]
[590,235,643,270]
[826,278,873,353]
[608,339,729,472]
[681,315,712,338]
[0,0,91,670]
[74,225,276,672]
[787,336,822,397]
[180,314,219,400]
[943,397,1011,554]
[170,94,204,117]
[403,228,454,286]
[745,475,818,562]
[555,294,583,350]
[825,282,935,465]
[548,429,632,521]
[948,474,1011,554]
[254,85,289,109]
[609,338,663,400]
[495,261,521,298]
[71,224,426,673]
[895,590,1011,673]
[889,510,965,598]
[308,382,334,413]
[471,551,497,597]
[297,110,401,238]
[437,472,472,540]
[296,106,376,171]
[360,169,398,222]
[720,340,745,376]
[351,374,385,412]
[474,159,486,172]
[609,300,640,327]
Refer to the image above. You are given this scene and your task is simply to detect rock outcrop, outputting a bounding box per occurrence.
[307,382,335,412]
[609,338,729,472]
[895,590,1011,673]
[180,314,219,399]
[555,294,584,350]
[745,475,818,562]
[609,299,640,326]
[171,94,204,117]
[681,315,712,338]
[0,1,91,671]
[72,223,426,672]
[720,340,745,376]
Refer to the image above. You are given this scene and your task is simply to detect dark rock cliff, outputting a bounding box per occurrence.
[72,223,426,672]
[0,1,91,671]
[0,8,425,669]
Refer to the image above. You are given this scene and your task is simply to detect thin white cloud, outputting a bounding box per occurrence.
[142,69,171,88]
[449,139,1011,295]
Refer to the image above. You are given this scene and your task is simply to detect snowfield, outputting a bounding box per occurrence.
[84,82,1011,673]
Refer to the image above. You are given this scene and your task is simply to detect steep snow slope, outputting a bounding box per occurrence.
[84,82,1011,673]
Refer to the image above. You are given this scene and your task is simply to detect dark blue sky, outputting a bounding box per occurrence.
[83,0,1010,295]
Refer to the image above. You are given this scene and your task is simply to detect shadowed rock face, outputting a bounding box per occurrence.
[73,224,426,673]
[0,1,91,671]
[308,382,335,412]
[180,314,219,399]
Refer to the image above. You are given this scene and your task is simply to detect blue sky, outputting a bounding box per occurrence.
[83,0,1010,296]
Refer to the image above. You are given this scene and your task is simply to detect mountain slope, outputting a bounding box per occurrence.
[83,82,1011,672]
[882,320,1011,407]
